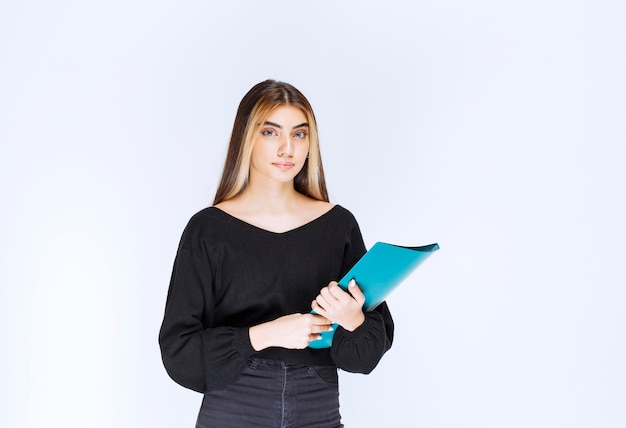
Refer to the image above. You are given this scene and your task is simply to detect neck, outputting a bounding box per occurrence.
[237,179,303,213]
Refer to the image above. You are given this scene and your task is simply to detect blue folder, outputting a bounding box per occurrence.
[309,242,440,349]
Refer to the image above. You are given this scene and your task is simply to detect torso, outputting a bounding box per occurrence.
[183,204,365,334]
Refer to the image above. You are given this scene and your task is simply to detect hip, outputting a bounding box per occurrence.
[196,358,343,428]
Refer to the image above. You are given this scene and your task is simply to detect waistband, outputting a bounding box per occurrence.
[252,348,335,367]
[248,356,336,371]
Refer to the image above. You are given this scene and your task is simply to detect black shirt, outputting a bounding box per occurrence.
[159,205,394,393]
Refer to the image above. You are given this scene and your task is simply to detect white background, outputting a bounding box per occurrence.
[1,1,625,427]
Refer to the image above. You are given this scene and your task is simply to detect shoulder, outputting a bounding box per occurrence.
[178,207,234,249]
[184,206,229,231]
[311,204,363,242]
[327,204,360,225]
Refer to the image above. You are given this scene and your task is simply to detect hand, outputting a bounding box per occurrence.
[249,313,333,351]
[311,279,366,332]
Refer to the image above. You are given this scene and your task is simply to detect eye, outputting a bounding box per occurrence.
[294,130,308,139]
[261,129,277,137]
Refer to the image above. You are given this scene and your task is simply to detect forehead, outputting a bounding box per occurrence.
[263,105,308,125]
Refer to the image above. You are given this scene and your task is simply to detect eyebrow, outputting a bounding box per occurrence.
[263,121,309,130]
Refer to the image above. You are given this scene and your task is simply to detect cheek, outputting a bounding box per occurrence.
[250,141,271,160]
[301,141,311,156]
[248,148,267,172]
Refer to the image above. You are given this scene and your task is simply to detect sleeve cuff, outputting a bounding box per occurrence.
[335,312,376,340]
[232,327,256,359]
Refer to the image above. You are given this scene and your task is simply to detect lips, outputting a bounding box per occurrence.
[272,162,295,169]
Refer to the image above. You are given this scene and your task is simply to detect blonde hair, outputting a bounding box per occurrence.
[213,80,328,204]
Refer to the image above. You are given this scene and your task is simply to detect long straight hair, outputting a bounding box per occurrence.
[213,80,329,205]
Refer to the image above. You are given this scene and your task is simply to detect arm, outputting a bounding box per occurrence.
[314,213,394,373]
[158,247,255,393]
[249,313,333,351]
[159,229,335,392]
[312,280,394,374]
[330,300,394,373]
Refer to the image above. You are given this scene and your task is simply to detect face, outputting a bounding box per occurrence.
[249,105,310,186]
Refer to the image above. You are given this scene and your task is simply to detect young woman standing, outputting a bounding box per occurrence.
[159,80,394,427]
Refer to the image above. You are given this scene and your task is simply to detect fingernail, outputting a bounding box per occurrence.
[328,326,334,332]
[349,279,356,287]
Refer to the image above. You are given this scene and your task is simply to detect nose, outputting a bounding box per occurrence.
[277,135,294,157]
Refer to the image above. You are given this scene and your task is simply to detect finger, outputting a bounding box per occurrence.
[311,300,328,317]
[348,279,366,306]
[309,333,324,342]
[310,313,331,325]
[315,294,331,310]
[311,300,322,314]
[322,281,342,299]
[319,287,334,302]
[328,283,349,300]
[311,323,333,333]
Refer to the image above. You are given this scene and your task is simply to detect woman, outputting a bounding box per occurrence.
[159,80,394,427]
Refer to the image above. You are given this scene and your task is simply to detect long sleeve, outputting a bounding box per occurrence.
[329,216,395,373]
[330,302,394,373]
[158,246,256,393]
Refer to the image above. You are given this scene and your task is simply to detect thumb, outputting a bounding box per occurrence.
[348,279,366,306]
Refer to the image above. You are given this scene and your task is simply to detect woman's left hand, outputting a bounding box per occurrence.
[311,279,366,332]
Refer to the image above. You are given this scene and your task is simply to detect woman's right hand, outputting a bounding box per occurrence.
[249,313,333,351]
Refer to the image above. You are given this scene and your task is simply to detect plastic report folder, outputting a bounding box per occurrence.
[309,242,440,349]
